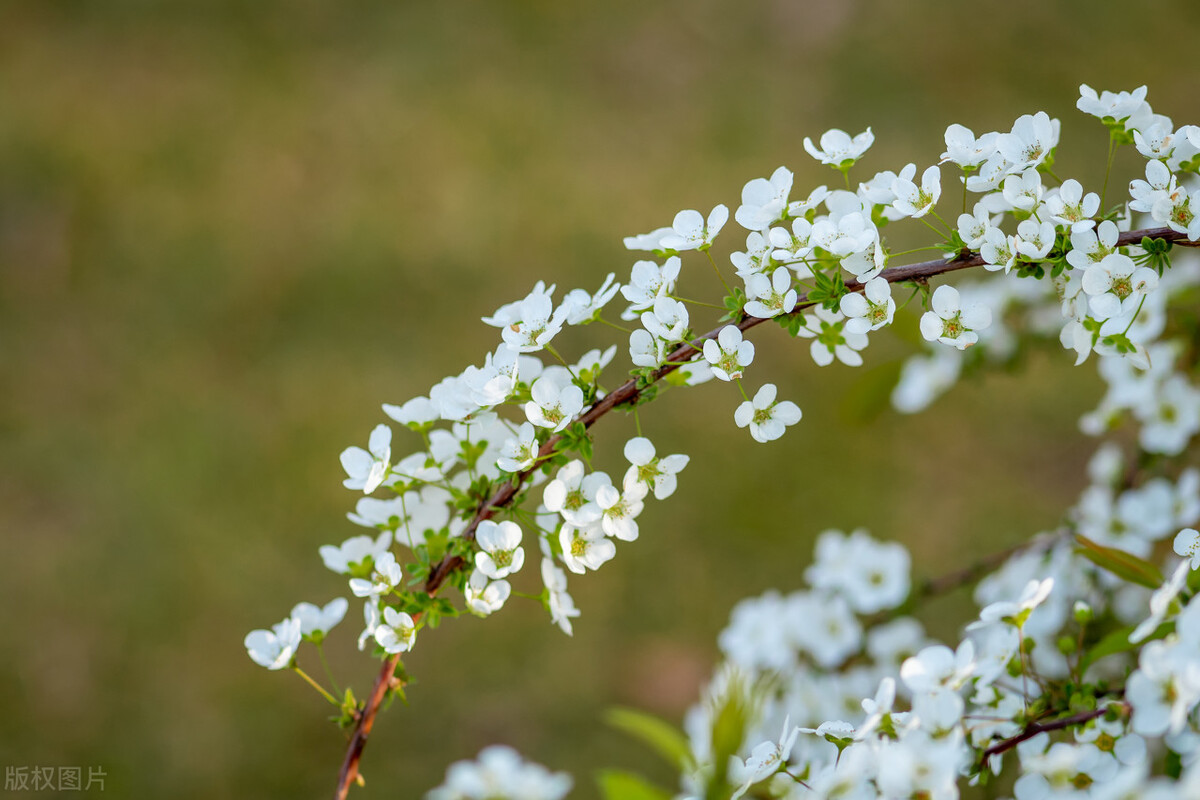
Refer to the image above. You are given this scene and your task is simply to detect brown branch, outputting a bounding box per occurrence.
[333,225,1194,799]
[979,700,1127,766]
[334,653,401,800]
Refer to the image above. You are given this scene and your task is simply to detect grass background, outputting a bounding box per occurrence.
[1,1,1198,797]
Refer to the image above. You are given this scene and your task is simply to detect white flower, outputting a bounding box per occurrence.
[474,520,525,579]
[970,577,1054,629]
[734,383,802,443]
[374,607,416,654]
[789,184,831,217]
[340,424,392,494]
[481,281,569,353]
[524,375,585,432]
[980,227,1018,273]
[892,348,962,413]
[1129,159,1175,213]
[730,717,801,800]
[641,295,689,343]
[811,209,878,258]
[786,591,862,667]
[623,226,674,252]
[596,482,646,541]
[620,257,680,314]
[290,598,349,640]
[1152,185,1200,240]
[900,642,975,694]
[1130,561,1190,643]
[559,523,616,574]
[349,551,404,599]
[729,231,773,278]
[544,460,609,527]
[660,204,729,251]
[382,396,438,429]
[891,165,941,218]
[1128,640,1200,736]
[796,305,868,366]
[1134,122,1189,164]
[560,273,620,325]
[703,325,755,382]
[804,127,875,168]
[319,531,393,575]
[839,277,895,334]
[1045,179,1099,230]
[1001,166,1044,212]
[357,601,381,651]
[496,422,539,473]
[1067,219,1120,270]
[966,153,1011,192]
[543,461,610,525]
[768,217,815,266]
[805,528,911,614]
[998,111,1058,171]
[735,167,793,230]
[1016,218,1057,260]
[941,124,999,168]
[628,328,670,368]
[622,436,689,500]
[957,203,995,250]
[1174,528,1200,570]
[426,745,572,800]
[920,285,992,349]
[859,163,913,211]
[1077,84,1149,124]
[743,267,797,319]
[1081,253,1159,321]
[245,616,302,670]
[541,557,580,635]
[464,570,511,617]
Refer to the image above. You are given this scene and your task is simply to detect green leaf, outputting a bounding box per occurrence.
[1078,622,1171,675]
[1074,535,1165,589]
[720,287,748,322]
[595,770,673,800]
[605,707,692,771]
[807,269,848,310]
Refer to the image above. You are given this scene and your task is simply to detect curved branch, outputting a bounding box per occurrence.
[979,700,1126,767]
[334,225,1194,798]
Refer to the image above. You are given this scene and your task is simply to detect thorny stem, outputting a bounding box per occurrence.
[333,226,1197,799]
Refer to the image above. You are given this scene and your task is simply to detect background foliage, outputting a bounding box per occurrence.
[1,1,1197,797]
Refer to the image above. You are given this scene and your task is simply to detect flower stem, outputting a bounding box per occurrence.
[293,666,340,706]
[315,643,342,697]
[705,249,732,294]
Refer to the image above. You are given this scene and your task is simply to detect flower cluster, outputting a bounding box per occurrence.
[244,85,1200,799]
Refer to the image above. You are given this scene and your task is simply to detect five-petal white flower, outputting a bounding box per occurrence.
[734,383,803,443]
[475,520,525,579]
[703,325,755,382]
[340,424,392,494]
[920,285,992,350]
[245,616,302,670]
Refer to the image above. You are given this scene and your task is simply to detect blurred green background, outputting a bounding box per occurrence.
[2,1,1198,797]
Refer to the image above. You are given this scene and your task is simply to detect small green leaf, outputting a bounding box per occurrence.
[605,707,692,771]
[1079,622,1172,675]
[595,770,673,800]
[1075,535,1165,589]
